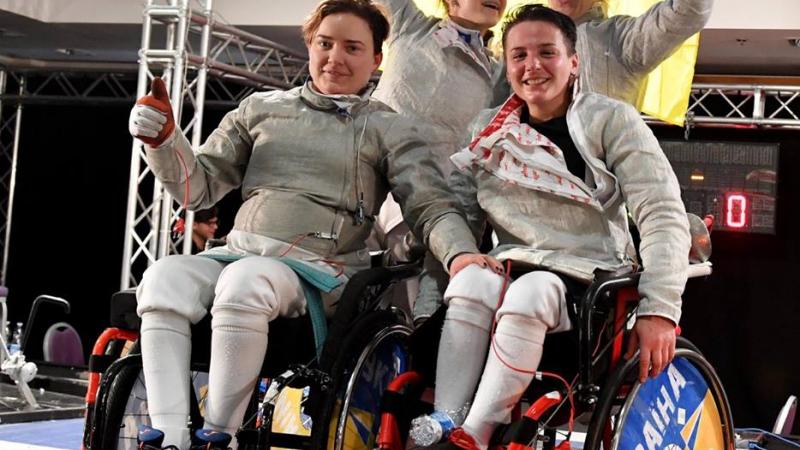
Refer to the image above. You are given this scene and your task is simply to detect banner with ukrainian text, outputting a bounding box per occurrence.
[617,357,725,450]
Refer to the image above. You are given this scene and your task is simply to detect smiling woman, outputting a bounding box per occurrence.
[502,7,578,122]
[302,0,389,95]
[123,1,488,448]
[305,14,383,95]
[417,6,693,449]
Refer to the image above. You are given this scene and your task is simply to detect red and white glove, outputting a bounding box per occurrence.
[128,77,176,147]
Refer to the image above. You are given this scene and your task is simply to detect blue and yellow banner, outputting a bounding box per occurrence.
[618,357,725,450]
[606,0,699,126]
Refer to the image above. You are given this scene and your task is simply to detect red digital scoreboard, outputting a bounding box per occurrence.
[659,141,779,234]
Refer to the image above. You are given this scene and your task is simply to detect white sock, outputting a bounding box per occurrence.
[140,311,193,450]
[203,308,270,448]
[462,315,547,450]
[433,297,494,425]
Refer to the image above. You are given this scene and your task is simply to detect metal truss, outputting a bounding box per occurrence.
[0,71,135,106]
[0,64,264,108]
[121,0,311,288]
[0,70,22,286]
[687,83,800,128]
[187,11,309,91]
[645,83,800,134]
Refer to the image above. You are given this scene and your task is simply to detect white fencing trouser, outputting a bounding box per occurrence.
[136,255,307,450]
[435,264,571,450]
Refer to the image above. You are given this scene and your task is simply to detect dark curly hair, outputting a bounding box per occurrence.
[302,0,390,55]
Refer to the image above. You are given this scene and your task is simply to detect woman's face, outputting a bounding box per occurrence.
[307,13,382,96]
[447,0,507,32]
[547,0,596,19]
[505,20,578,120]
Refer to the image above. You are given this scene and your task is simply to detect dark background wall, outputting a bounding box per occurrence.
[3,100,229,359]
[3,100,798,431]
[654,125,800,432]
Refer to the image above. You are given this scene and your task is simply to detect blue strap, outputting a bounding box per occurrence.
[278,258,341,293]
[199,253,341,358]
[277,258,341,358]
[295,278,327,359]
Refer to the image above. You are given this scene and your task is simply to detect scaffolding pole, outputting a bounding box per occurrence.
[0,74,23,286]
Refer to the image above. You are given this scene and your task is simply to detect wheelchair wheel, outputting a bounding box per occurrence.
[96,354,148,449]
[585,347,734,450]
[89,350,207,449]
[85,352,147,450]
[311,309,412,450]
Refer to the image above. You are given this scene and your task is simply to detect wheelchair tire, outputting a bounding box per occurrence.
[310,309,412,450]
[85,351,147,450]
[89,348,206,450]
[97,354,148,450]
[584,347,734,450]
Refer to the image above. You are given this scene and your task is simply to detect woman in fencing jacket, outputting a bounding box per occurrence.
[415,5,690,449]
[370,0,510,318]
[126,1,494,448]
[549,0,714,104]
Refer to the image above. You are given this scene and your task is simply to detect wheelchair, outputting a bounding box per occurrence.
[81,254,421,450]
[375,261,735,450]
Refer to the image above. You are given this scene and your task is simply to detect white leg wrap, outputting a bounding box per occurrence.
[203,309,270,447]
[460,271,569,449]
[434,265,505,425]
[463,315,547,450]
[203,257,304,448]
[140,311,192,450]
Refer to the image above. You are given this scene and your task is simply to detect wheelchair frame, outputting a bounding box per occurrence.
[82,259,421,450]
[376,263,735,450]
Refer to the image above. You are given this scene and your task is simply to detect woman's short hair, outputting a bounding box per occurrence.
[302,0,390,54]
[501,4,578,55]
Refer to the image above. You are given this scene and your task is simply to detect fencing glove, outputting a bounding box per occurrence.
[129,77,176,147]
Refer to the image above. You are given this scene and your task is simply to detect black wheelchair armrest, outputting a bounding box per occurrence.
[582,270,641,310]
[110,289,141,331]
[318,259,422,370]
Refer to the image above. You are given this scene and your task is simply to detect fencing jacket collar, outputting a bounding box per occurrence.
[301,80,375,117]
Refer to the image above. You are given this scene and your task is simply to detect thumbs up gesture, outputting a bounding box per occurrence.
[128,77,176,147]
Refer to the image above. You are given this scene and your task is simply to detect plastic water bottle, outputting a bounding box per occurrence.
[8,322,23,355]
[409,411,456,446]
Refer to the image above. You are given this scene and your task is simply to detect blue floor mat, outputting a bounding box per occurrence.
[0,418,83,449]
